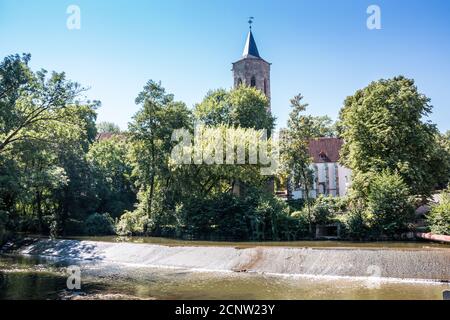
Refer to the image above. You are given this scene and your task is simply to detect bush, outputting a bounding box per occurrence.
[291,209,317,238]
[310,195,346,225]
[427,190,450,235]
[116,210,148,236]
[84,213,115,236]
[291,196,347,235]
[338,208,370,240]
[173,191,306,241]
[286,199,306,212]
[365,171,415,236]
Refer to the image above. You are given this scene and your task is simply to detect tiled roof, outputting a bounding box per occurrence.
[308,138,344,163]
[96,132,115,141]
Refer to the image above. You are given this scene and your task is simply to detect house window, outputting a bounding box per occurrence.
[250,76,256,87]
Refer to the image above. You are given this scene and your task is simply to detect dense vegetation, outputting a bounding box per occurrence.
[1,55,449,244]
[427,189,450,235]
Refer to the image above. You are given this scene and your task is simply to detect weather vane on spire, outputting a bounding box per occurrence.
[248,16,254,30]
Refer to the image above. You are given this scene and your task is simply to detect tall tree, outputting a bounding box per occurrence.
[339,76,445,198]
[0,55,87,153]
[88,136,135,217]
[194,86,275,132]
[280,94,318,235]
[129,80,192,219]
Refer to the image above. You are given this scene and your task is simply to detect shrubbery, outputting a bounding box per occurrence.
[365,171,415,236]
[338,207,369,240]
[115,191,308,241]
[116,210,148,236]
[84,213,115,236]
[177,192,302,241]
[427,189,450,235]
[291,195,347,237]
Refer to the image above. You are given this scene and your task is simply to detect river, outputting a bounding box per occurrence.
[0,237,449,300]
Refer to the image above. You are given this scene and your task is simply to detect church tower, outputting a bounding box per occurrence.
[232,23,271,110]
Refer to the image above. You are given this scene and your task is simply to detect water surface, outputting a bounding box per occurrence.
[66,236,450,250]
[1,254,448,300]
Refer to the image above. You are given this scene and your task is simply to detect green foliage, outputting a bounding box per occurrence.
[291,196,348,238]
[88,136,135,217]
[338,208,370,240]
[280,94,337,234]
[116,210,148,236]
[365,171,415,236]
[0,210,12,245]
[96,122,121,134]
[3,54,440,242]
[84,213,115,236]
[427,189,450,235]
[194,86,275,131]
[339,76,445,197]
[129,80,192,219]
[128,81,278,238]
[309,195,346,225]
[193,89,231,126]
[173,191,305,241]
[435,132,450,189]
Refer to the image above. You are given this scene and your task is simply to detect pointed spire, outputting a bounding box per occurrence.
[243,30,261,58]
[242,17,261,58]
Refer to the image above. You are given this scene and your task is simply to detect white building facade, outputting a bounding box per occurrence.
[290,138,352,200]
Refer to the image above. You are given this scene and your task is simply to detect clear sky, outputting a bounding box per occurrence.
[1,0,449,132]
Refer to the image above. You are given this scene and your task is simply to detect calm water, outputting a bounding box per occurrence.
[1,253,449,300]
[67,236,450,249]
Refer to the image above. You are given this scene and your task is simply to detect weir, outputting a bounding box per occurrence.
[17,239,450,282]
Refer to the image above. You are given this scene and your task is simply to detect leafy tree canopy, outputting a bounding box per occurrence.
[339,76,446,197]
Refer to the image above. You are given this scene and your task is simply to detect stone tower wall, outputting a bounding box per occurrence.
[232,58,271,109]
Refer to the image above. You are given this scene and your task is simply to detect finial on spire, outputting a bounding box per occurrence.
[248,16,254,30]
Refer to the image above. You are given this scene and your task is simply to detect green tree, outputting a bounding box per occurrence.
[194,86,275,131]
[365,171,415,236]
[96,121,121,134]
[339,76,442,198]
[427,189,450,235]
[280,94,317,235]
[0,54,100,237]
[129,80,192,220]
[434,131,450,189]
[88,136,135,217]
[0,55,87,153]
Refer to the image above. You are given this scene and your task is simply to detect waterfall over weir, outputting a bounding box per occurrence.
[18,239,450,282]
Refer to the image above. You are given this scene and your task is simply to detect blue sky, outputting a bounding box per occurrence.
[1,0,449,132]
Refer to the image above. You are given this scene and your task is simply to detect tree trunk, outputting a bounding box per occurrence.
[36,191,43,233]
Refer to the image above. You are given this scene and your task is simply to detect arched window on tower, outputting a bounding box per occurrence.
[264,79,267,95]
[237,78,242,86]
[250,76,256,87]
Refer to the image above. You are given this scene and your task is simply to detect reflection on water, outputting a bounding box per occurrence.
[66,235,450,249]
[1,254,448,300]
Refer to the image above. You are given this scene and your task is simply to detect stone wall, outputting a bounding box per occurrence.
[232,58,271,110]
